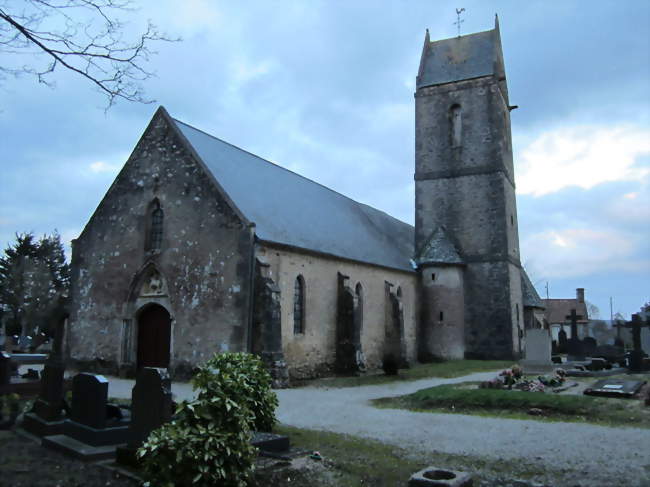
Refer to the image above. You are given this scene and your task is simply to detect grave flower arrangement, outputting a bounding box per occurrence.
[479,365,524,390]
[478,366,565,393]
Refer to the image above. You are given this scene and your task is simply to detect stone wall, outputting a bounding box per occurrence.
[419,265,465,360]
[256,244,418,379]
[68,110,254,378]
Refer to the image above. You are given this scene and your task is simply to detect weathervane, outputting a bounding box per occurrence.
[454,8,466,37]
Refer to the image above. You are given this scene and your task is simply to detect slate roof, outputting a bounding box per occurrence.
[172,117,415,272]
[521,270,544,309]
[417,28,498,89]
[415,226,463,266]
[543,299,589,324]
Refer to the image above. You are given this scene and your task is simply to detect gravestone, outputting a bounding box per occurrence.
[614,314,650,372]
[521,329,553,373]
[566,309,585,361]
[17,335,32,351]
[583,336,598,357]
[42,373,130,461]
[558,328,568,353]
[71,373,109,429]
[117,367,173,466]
[22,363,66,435]
[22,315,68,436]
[0,352,11,385]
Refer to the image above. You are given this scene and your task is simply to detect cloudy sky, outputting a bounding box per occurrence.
[1,0,648,319]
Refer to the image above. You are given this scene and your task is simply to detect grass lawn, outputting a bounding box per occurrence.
[372,378,650,428]
[299,360,515,388]
[269,425,555,487]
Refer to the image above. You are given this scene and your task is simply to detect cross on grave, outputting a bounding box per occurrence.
[613,314,650,371]
[566,308,585,361]
[566,308,583,339]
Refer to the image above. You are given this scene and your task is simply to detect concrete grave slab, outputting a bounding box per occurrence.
[42,434,125,462]
[583,379,646,398]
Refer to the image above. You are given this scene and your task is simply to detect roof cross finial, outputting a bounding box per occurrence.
[454,8,466,37]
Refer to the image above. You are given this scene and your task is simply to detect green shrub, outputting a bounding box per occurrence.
[137,352,278,487]
[192,351,278,432]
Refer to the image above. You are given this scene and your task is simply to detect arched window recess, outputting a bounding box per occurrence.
[146,199,164,252]
[293,275,305,335]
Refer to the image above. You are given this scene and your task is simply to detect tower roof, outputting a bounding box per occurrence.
[415,226,463,266]
[521,270,545,309]
[417,19,504,89]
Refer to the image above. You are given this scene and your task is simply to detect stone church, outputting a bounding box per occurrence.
[67,18,543,383]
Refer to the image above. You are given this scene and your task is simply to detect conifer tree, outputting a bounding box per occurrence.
[0,232,70,337]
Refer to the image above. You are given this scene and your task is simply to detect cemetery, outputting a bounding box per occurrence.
[1,330,649,486]
[0,308,649,486]
[0,299,648,486]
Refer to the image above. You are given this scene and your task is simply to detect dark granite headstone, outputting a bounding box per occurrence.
[593,344,626,366]
[33,363,65,421]
[117,367,173,466]
[583,336,597,356]
[614,314,650,372]
[43,373,130,460]
[129,367,172,448]
[0,352,11,385]
[22,362,67,436]
[586,357,607,371]
[558,328,568,353]
[71,373,109,429]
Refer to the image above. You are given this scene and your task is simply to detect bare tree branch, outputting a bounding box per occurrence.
[0,0,179,108]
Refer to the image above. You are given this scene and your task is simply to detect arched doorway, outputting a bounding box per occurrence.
[336,289,356,373]
[137,304,171,369]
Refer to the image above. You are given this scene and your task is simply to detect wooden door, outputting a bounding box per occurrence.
[137,304,171,369]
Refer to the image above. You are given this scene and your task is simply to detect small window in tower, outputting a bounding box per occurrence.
[450,104,462,147]
[431,273,436,281]
[439,311,444,321]
[516,303,520,323]
[510,215,514,226]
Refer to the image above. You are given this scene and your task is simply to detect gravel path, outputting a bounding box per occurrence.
[275,372,650,487]
[107,371,650,486]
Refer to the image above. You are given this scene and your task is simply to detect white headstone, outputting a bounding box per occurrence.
[522,329,552,369]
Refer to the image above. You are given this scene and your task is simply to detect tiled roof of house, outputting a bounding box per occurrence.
[543,299,589,324]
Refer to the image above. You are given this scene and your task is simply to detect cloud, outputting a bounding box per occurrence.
[89,161,120,174]
[515,125,650,197]
[161,0,221,34]
[522,227,649,280]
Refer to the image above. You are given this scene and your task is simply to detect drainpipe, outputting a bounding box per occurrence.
[246,223,257,353]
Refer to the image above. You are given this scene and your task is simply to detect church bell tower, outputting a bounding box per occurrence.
[414,17,524,359]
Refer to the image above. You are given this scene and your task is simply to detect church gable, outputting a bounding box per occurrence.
[69,108,255,375]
